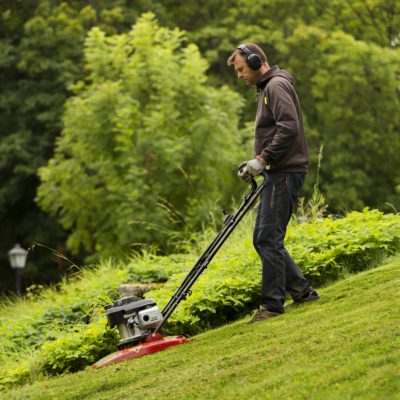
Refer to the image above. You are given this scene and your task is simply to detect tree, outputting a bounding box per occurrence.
[0,0,141,291]
[284,26,400,209]
[178,0,400,210]
[37,13,244,257]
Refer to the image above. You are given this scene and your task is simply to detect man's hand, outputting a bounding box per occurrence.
[246,157,267,176]
[237,161,253,182]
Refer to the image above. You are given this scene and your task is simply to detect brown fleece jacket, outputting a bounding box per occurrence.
[254,66,309,173]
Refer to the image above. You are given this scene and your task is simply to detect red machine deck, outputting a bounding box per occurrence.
[92,333,187,368]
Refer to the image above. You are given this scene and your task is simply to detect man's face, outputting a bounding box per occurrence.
[234,54,256,86]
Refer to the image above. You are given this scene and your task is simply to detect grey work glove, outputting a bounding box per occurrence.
[237,161,253,183]
[246,158,267,176]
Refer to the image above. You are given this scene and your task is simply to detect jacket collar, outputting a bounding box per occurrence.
[256,65,280,90]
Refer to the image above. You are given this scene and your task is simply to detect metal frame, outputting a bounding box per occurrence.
[156,171,268,331]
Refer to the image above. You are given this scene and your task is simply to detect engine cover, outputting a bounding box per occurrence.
[105,296,163,347]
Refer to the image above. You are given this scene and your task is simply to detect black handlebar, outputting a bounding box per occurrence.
[156,170,268,331]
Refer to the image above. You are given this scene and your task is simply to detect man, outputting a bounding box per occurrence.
[227,43,319,323]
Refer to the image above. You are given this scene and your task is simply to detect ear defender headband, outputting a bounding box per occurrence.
[237,44,263,71]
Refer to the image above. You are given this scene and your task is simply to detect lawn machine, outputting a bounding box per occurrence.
[93,171,268,368]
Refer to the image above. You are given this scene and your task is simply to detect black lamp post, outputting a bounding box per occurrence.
[8,243,28,296]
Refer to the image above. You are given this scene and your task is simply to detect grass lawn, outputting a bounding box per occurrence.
[3,255,400,400]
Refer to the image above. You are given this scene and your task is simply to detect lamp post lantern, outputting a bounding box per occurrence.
[8,243,28,296]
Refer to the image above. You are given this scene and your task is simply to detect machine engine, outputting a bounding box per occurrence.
[105,296,163,348]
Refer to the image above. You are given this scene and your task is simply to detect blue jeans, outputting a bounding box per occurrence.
[253,172,312,313]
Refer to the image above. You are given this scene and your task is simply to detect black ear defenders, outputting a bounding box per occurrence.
[237,44,263,71]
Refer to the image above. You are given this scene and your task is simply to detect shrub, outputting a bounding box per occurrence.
[36,13,244,258]
[127,252,196,283]
[38,319,116,374]
[287,209,400,284]
[0,260,127,388]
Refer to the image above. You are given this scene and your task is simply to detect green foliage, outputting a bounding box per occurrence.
[127,252,196,283]
[292,145,329,224]
[37,13,244,257]
[38,319,115,374]
[284,27,400,210]
[0,0,139,291]
[287,209,400,284]
[0,259,127,386]
[184,0,400,210]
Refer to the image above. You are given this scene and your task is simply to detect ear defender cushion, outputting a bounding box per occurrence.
[237,44,262,71]
[246,53,262,70]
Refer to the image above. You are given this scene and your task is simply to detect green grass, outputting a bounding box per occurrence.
[3,254,400,400]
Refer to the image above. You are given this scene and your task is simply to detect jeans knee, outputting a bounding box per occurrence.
[254,227,275,250]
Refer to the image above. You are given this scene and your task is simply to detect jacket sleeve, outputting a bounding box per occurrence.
[260,78,300,163]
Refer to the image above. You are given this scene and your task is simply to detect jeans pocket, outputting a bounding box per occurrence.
[285,174,305,204]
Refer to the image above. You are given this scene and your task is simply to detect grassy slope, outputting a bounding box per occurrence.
[4,255,400,400]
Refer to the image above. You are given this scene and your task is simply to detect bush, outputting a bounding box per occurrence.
[127,252,196,283]
[39,319,116,374]
[0,260,127,388]
[36,13,244,258]
[287,209,400,284]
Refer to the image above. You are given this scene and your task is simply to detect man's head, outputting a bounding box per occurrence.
[227,43,269,86]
